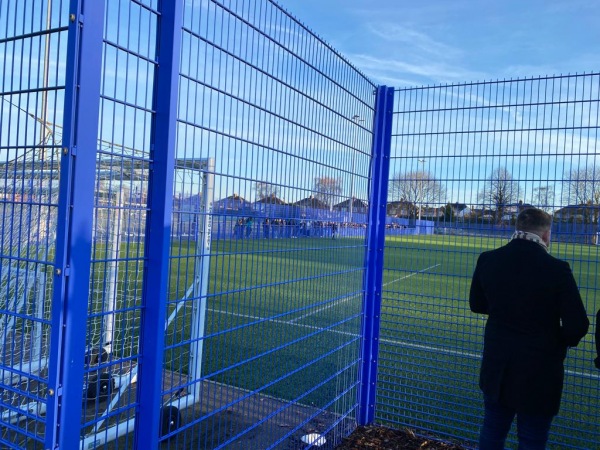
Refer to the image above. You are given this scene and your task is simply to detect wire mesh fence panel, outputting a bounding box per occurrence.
[159,1,376,448]
[1,0,379,447]
[0,1,67,447]
[6,1,599,448]
[379,75,600,449]
[72,1,157,448]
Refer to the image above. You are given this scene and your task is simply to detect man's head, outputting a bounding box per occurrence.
[516,207,552,246]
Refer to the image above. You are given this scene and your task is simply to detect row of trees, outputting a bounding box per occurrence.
[388,166,600,223]
[254,166,600,223]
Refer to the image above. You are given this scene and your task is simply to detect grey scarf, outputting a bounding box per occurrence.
[510,230,549,252]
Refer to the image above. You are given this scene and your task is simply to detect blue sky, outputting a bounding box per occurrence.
[275,0,600,87]
[2,1,597,209]
[270,0,600,210]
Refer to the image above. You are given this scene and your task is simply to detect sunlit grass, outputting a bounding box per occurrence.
[87,232,599,447]
[378,233,600,447]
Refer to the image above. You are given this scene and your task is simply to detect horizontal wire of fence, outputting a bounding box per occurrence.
[2,1,599,449]
[0,1,69,447]
[160,1,376,448]
[380,74,600,449]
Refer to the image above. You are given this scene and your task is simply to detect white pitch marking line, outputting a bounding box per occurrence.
[376,338,600,381]
[205,308,600,381]
[383,264,441,288]
[289,263,441,324]
[288,296,355,324]
[203,262,599,382]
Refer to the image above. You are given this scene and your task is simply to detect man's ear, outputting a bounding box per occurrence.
[542,229,551,246]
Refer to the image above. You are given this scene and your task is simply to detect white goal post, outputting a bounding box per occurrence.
[79,156,215,448]
[0,151,216,445]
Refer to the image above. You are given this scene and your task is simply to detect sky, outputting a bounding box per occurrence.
[270,0,600,211]
[2,0,598,210]
[275,0,600,88]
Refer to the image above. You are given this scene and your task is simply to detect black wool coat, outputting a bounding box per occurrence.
[595,309,600,369]
[469,239,589,416]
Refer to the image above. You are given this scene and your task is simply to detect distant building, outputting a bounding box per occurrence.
[501,201,534,221]
[471,207,495,221]
[333,198,368,214]
[254,194,287,205]
[387,200,413,218]
[450,202,471,219]
[293,195,328,210]
[213,194,251,213]
[421,206,445,219]
[253,194,287,216]
[554,204,599,223]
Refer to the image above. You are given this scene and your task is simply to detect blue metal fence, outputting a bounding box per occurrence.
[1,1,599,449]
[1,0,376,448]
[158,1,376,447]
[379,76,600,448]
[0,1,70,447]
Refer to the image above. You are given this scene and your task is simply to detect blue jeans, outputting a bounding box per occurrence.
[479,396,554,450]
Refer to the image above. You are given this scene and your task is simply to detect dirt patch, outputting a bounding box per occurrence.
[334,425,469,450]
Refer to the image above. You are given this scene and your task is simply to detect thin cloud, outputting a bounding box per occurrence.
[366,23,462,60]
[348,53,488,86]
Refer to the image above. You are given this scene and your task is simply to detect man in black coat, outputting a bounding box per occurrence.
[470,207,589,449]
[595,309,600,369]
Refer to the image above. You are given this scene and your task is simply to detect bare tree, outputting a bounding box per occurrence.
[562,166,600,223]
[254,182,279,201]
[478,167,520,224]
[388,170,446,219]
[562,167,595,205]
[532,185,555,212]
[313,176,342,210]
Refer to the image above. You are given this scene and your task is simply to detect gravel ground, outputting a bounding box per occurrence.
[334,425,470,450]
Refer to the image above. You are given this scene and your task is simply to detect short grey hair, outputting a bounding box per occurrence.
[516,207,552,235]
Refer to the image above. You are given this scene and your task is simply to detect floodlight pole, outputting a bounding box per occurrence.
[41,0,52,156]
[417,159,425,222]
[349,115,364,223]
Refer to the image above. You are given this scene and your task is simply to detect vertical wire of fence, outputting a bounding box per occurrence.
[3,1,598,449]
[159,1,377,448]
[0,1,70,447]
[379,74,600,448]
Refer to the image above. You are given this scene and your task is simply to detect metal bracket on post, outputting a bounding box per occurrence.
[358,86,394,426]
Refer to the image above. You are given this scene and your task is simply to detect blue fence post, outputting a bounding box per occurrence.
[359,86,395,425]
[45,1,106,448]
[134,1,183,447]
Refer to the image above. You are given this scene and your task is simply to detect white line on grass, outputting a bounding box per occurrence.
[204,260,598,382]
[379,338,481,359]
[206,307,600,381]
[288,263,442,324]
[382,264,441,288]
[206,306,361,340]
[378,338,600,381]
[288,295,356,324]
